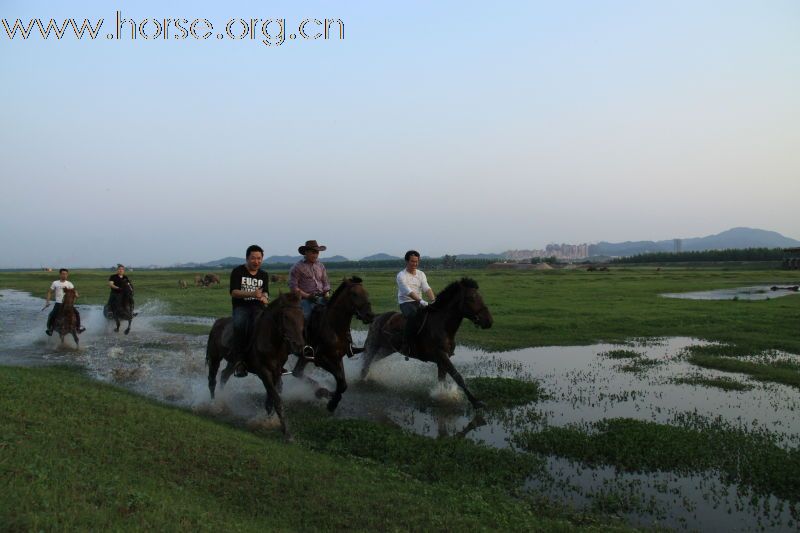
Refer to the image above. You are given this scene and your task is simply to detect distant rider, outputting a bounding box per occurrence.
[229,245,270,377]
[45,268,85,336]
[107,264,132,312]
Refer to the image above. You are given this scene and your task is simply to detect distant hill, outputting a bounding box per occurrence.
[360,253,401,261]
[174,256,241,269]
[590,227,800,257]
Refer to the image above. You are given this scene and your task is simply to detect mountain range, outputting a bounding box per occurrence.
[172,227,799,268]
[589,227,800,257]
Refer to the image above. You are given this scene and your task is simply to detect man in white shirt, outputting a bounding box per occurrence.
[396,250,436,318]
[45,268,85,335]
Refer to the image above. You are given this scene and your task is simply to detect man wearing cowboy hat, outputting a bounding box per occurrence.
[289,239,331,321]
[289,239,361,357]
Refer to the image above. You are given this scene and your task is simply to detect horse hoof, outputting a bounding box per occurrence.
[124,330,130,335]
[315,388,331,399]
[284,434,294,443]
[326,400,338,412]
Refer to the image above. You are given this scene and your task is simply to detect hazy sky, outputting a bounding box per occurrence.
[2,0,798,267]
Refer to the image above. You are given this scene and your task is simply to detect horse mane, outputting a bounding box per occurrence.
[327,276,362,307]
[428,278,478,310]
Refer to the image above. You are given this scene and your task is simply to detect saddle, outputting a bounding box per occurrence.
[384,310,428,357]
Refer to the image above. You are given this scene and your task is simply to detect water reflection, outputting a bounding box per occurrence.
[662,285,800,301]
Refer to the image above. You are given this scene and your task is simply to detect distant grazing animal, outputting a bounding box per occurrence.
[203,273,221,287]
[270,274,287,283]
[206,292,306,439]
[178,280,188,289]
[104,279,135,334]
[361,278,493,409]
[291,277,375,412]
[194,274,204,287]
[53,288,80,346]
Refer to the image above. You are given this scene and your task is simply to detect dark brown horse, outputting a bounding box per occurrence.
[291,277,375,412]
[104,279,135,334]
[53,288,80,346]
[206,292,306,439]
[360,278,493,408]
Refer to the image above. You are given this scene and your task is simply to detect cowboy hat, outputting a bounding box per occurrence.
[298,240,327,254]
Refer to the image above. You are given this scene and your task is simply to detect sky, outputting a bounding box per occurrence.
[1,0,798,267]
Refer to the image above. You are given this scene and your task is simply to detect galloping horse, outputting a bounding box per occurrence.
[206,292,306,439]
[104,279,135,334]
[360,278,493,408]
[53,288,81,347]
[291,277,375,412]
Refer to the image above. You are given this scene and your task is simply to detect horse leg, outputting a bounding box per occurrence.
[291,356,309,379]
[438,355,485,409]
[124,318,131,335]
[220,361,235,390]
[207,347,221,400]
[326,358,348,412]
[256,370,291,441]
[71,330,79,347]
[114,317,120,333]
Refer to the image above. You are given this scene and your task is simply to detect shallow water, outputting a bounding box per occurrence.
[1,289,798,531]
[662,285,800,301]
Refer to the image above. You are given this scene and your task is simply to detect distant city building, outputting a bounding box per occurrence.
[544,243,590,260]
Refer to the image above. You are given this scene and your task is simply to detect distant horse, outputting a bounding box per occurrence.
[104,280,135,334]
[291,277,375,412]
[206,292,306,439]
[360,278,493,408]
[194,274,204,287]
[178,279,188,289]
[53,288,80,346]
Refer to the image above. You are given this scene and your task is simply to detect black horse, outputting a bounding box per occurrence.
[206,293,306,439]
[104,280,135,334]
[360,278,493,408]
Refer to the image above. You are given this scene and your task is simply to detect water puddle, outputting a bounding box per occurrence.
[662,285,800,301]
[1,288,798,531]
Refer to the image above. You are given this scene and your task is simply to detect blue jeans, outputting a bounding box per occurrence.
[399,301,420,318]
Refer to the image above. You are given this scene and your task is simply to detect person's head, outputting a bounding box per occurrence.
[59,268,69,281]
[404,250,420,273]
[298,240,326,264]
[246,245,264,271]
[116,264,125,276]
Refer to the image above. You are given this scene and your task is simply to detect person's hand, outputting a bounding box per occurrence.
[419,299,428,307]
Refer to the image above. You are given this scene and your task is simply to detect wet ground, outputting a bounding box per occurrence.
[1,289,798,531]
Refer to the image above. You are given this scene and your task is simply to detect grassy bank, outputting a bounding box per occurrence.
[1,366,625,531]
[2,267,799,353]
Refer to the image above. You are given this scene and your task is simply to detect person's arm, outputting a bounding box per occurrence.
[425,288,435,301]
[320,264,330,294]
[45,285,53,307]
[108,280,119,290]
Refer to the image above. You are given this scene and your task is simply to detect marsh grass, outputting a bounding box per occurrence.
[600,349,643,359]
[688,355,800,389]
[619,358,663,373]
[672,375,754,391]
[465,377,546,408]
[513,417,800,503]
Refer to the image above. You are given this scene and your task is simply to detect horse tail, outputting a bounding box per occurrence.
[361,311,397,378]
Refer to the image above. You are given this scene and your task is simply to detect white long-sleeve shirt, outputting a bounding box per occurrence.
[396,269,431,304]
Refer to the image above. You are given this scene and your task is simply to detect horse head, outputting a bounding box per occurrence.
[458,279,493,329]
[430,278,493,329]
[332,276,375,324]
[274,292,306,355]
[62,288,77,307]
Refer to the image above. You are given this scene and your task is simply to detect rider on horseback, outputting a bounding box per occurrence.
[396,250,436,351]
[107,264,131,312]
[289,240,360,356]
[230,244,270,377]
[45,268,85,336]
